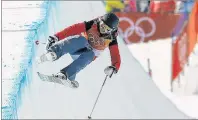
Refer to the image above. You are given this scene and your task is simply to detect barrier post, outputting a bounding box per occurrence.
[147,58,152,78]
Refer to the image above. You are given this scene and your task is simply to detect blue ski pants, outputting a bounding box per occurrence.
[48,36,95,81]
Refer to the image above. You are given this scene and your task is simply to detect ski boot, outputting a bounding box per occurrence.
[36,51,57,64]
[53,72,79,89]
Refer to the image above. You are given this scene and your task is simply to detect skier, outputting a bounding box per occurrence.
[38,13,121,88]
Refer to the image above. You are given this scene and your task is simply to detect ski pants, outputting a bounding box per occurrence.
[48,36,95,81]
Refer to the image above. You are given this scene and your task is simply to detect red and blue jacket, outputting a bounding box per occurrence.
[54,18,121,71]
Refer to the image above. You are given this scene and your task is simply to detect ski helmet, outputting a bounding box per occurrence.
[101,13,119,30]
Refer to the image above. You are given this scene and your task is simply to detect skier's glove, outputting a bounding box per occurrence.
[104,66,117,78]
[46,35,59,50]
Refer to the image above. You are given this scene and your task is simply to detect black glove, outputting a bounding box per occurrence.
[104,66,117,78]
[46,35,59,50]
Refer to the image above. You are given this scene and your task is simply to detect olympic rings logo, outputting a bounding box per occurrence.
[118,17,156,43]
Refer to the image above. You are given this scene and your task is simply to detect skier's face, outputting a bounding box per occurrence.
[99,20,113,35]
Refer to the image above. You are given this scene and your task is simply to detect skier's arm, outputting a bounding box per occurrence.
[54,22,86,40]
[108,29,121,71]
[109,40,121,72]
[54,18,97,40]
[104,39,121,77]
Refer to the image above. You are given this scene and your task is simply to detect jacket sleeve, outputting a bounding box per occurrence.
[54,19,97,40]
[54,22,86,40]
[109,39,121,71]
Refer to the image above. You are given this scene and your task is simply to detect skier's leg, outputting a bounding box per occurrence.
[47,36,89,61]
[67,54,80,80]
[61,50,95,81]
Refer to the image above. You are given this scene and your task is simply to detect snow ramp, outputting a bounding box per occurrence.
[17,1,189,119]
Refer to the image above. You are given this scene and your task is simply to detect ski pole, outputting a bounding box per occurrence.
[88,75,109,119]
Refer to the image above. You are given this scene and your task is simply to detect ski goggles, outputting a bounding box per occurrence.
[99,20,113,34]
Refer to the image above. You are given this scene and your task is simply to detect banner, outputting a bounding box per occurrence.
[172,24,188,80]
[171,1,197,80]
[172,13,188,37]
[116,12,181,44]
[196,2,198,37]
[187,1,198,56]
[196,2,198,43]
